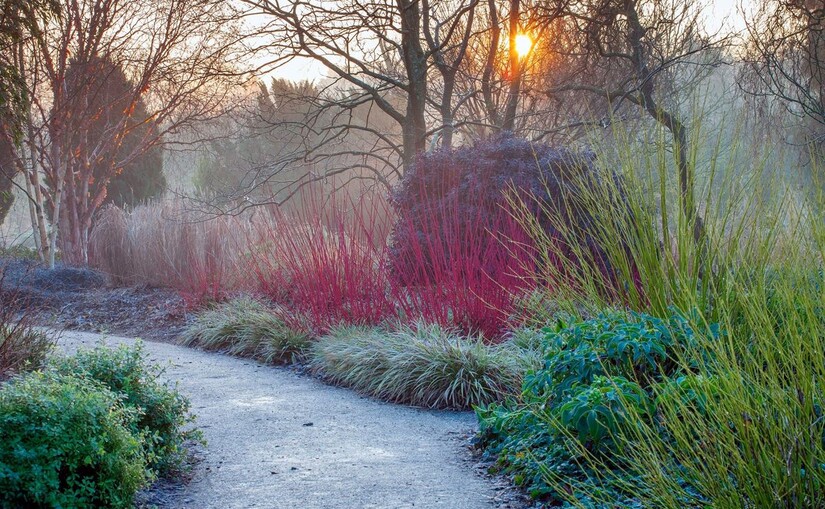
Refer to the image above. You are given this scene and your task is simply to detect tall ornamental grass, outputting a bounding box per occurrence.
[505,118,825,508]
[90,202,254,304]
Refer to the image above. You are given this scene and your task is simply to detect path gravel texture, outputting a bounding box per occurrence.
[55,331,500,509]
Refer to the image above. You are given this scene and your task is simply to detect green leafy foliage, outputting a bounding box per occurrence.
[49,343,199,474]
[477,311,711,505]
[559,376,649,448]
[523,311,691,401]
[0,372,147,508]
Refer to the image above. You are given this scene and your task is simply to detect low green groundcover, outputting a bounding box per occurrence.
[0,343,198,508]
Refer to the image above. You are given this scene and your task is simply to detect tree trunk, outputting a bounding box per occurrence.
[21,146,41,256]
[502,0,521,132]
[25,128,50,263]
[440,73,456,148]
[482,0,501,132]
[625,2,703,245]
[398,0,428,170]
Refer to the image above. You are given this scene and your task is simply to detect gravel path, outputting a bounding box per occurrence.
[55,331,500,509]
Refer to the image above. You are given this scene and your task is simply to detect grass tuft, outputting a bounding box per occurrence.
[310,322,535,409]
[179,297,310,364]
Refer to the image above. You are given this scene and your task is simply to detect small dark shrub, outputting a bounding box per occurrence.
[0,324,51,380]
[0,268,53,379]
[0,372,147,508]
[50,344,198,474]
[29,266,106,292]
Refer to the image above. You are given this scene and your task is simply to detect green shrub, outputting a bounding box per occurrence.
[180,296,310,364]
[0,372,147,508]
[525,311,701,399]
[476,311,709,504]
[559,376,650,448]
[311,322,534,409]
[49,343,198,475]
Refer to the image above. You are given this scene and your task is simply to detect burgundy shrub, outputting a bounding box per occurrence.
[388,134,610,341]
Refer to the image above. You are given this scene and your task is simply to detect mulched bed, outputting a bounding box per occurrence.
[1,258,188,342]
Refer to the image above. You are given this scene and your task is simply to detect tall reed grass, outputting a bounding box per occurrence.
[506,118,825,507]
[90,202,253,304]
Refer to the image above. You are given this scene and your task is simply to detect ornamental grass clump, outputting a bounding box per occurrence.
[89,202,257,306]
[311,322,533,409]
[180,296,311,364]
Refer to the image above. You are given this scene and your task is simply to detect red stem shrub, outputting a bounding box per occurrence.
[389,195,537,341]
[246,191,395,334]
[89,135,620,339]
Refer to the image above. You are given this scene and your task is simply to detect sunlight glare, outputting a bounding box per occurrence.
[514,34,532,59]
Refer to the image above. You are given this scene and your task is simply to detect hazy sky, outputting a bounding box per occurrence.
[707,0,752,33]
[268,0,753,83]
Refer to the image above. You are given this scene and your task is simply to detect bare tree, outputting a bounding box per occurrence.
[0,0,58,228]
[220,0,727,215]
[451,0,609,144]
[236,0,582,198]
[541,0,730,241]
[239,0,443,177]
[422,0,478,148]
[742,0,825,138]
[7,0,244,266]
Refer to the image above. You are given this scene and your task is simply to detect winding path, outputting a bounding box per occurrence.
[55,331,500,509]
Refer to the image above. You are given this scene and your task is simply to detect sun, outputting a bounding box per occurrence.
[514,34,533,58]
